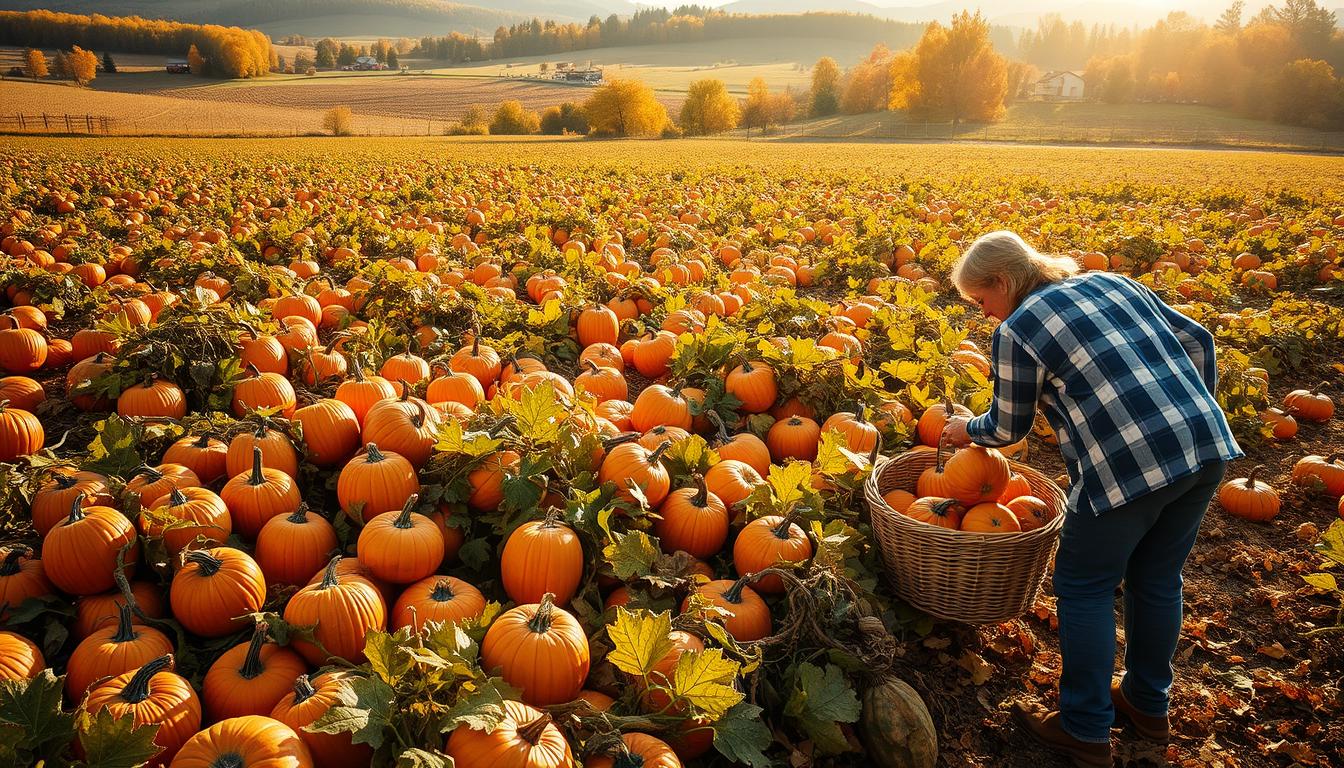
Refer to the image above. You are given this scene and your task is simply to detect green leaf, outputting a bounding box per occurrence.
[606,607,674,678]
[713,702,773,768]
[82,416,143,477]
[365,628,414,684]
[441,675,515,735]
[396,748,453,768]
[305,675,394,750]
[74,706,162,768]
[784,662,861,754]
[0,669,75,761]
[672,647,743,720]
[1303,573,1338,592]
[810,519,862,572]
[603,530,660,581]
[661,434,717,479]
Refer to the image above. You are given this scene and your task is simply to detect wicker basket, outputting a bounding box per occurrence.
[864,448,1067,625]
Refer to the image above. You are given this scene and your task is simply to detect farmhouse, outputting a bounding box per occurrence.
[1033,71,1085,101]
[353,55,382,71]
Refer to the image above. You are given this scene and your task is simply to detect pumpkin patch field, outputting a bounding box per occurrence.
[1,137,1343,768]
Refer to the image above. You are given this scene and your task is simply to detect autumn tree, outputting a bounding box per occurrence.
[294,51,314,72]
[338,43,357,67]
[67,45,98,86]
[1083,54,1137,103]
[840,44,893,113]
[741,76,772,133]
[540,102,588,134]
[1216,1,1245,34]
[386,49,399,69]
[50,51,69,80]
[679,78,740,135]
[583,78,668,137]
[1259,0,1337,59]
[491,100,541,134]
[315,39,338,68]
[187,44,205,75]
[102,51,116,73]
[809,56,841,116]
[1272,58,1342,127]
[907,11,1009,123]
[323,105,353,135]
[23,48,47,79]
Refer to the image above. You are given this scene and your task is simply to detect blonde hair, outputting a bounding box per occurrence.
[952,231,1080,305]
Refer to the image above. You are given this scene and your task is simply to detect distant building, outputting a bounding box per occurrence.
[166,59,190,74]
[1033,71,1085,101]
[556,68,603,84]
[352,56,384,71]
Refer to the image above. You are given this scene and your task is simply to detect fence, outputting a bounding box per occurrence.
[0,113,113,134]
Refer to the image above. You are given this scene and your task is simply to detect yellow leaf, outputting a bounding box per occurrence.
[673,647,744,720]
[607,607,674,678]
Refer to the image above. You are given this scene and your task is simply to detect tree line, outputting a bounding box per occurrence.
[0,10,274,78]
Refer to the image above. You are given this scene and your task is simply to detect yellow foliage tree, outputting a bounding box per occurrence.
[187,44,206,75]
[679,78,740,135]
[905,11,1008,123]
[323,106,354,136]
[490,100,541,134]
[23,48,47,79]
[67,45,98,86]
[840,45,894,114]
[582,78,668,137]
[809,56,841,116]
[740,76,772,133]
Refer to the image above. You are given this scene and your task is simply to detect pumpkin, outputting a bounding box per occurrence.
[576,690,615,712]
[1006,495,1055,532]
[1260,407,1298,440]
[1218,465,1281,522]
[579,342,625,372]
[448,336,502,390]
[444,700,572,768]
[239,328,288,375]
[74,581,166,639]
[222,447,302,539]
[283,557,387,665]
[903,497,965,531]
[335,363,397,426]
[1283,381,1333,423]
[577,305,620,347]
[637,631,703,713]
[162,433,229,484]
[270,672,373,768]
[381,349,430,393]
[585,733,682,768]
[426,369,486,408]
[467,449,520,511]
[233,364,297,418]
[631,385,692,432]
[170,548,267,638]
[683,576,771,642]
[916,399,973,446]
[940,445,1011,505]
[766,416,821,462]
[83,656,201,767]
[357,494,444,584]
[632,331,678,378]
[0,630,43,680]
[0,375,44,411]
[733,515,812,593]
[655,475,729,559]
[32,469,113,537]
[0,401,43,461]
[574,361,627,404]
[0,326,47,372]
[597,399,634,431]
[881,489,916,512]
[65,601,174,700]
[204,623,308,721]
[501,511,584,606]
[859,676,938,768]
[821,406,880,454]
[1293,453,1344,497]
[481,593,590,706]
[43,493,140,595]
[169,715,313,768]
[0,547,51,622]
[126,464,201,509]
[639,425,690,451]
[997,472,1032,503]
[725,360,777,413]
[960,502,1022,533]
[293,398,360,467]
[707,413,770,475]
[227,425,299,480]
[142,487,232,556]
[362,388,440,467]
[337,443,420,524]
[67,352,114,410]
[117,376,187,419]
[256,505,338,587]
[392,575,487,632]
[599,439,672,506]
[704,459,763,513]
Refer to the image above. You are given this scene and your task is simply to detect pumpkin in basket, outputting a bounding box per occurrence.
[1005,496,1055,532]
[960,503,1022,533]
[941,445,1010,505]
[902,497,964,530]
[881,489,915,513]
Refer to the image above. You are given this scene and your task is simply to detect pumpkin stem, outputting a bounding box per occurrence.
[430,579,457,602]
[167,486,187,507]
[602,432,641,450]
[1245,465,1266,488]
[648,440,672,466]
[773,511,803,539]
[410,398,428,429]
[238,623,270,680]
[248,446,266,485]
[517,711,553,746]
[319,555,343,589]
[213,754,245,768]
[527,592,557,634]
[365,442,386,463]
[0,547,30,576]
[855,403,868,424]
[1316,381,1330,394]
[185,550,223,577]
[66,491,89,524]
[540,506,564,529]
[194,432,215,449]
[399,381,412,402]
[351,360,366,382]
[110,602,139,643]
[286,504,311,524]
[245,362,261,379]
[723,574,753,604]
[394,494,420,529]
[53,473,79,490]
[292,674,317,704]
[706,410,730,445]
[692,473,709,507]
[471,335,480,357]
[119,655,173,704]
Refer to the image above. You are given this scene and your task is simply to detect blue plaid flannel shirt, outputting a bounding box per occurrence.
[966,271,1243,516]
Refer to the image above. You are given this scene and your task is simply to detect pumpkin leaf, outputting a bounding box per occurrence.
[73,706,162,768]
[713,701,773,768]
[672,647,743,720]
[814,430,869,478]
[1303,573,1338,592]
[0,669,75,764]
[607,606,674,678]
[603,529,660,581]
[440,675,516,735]
[82,415,143,478]
[306,674,395,750]
[395,748,453,768]
[661,434,717,480]
[365,627,415,685]
[784,662,861,754]
[1316,519,1344,568]
[767,461,814,510]
[810,519,863,573]
[434,420,503,459]
[506,382,566,445]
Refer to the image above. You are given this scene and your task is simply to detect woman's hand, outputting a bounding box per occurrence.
[942,416,973,448]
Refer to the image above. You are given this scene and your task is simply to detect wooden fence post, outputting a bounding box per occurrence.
[17,114,24,130]
[42,113,49,129]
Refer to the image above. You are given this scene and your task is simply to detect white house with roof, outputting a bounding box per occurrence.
[1033,71,1086,101]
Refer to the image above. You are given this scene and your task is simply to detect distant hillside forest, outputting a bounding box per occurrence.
[412,8,985,62]
[0,0,519,31]
[0,10,273,77]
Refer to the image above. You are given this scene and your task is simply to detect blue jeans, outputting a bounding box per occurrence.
[1052,459,1226,743]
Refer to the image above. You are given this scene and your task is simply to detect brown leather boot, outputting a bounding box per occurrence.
[1011,700,1113,768]
[1111,680,1171,742]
